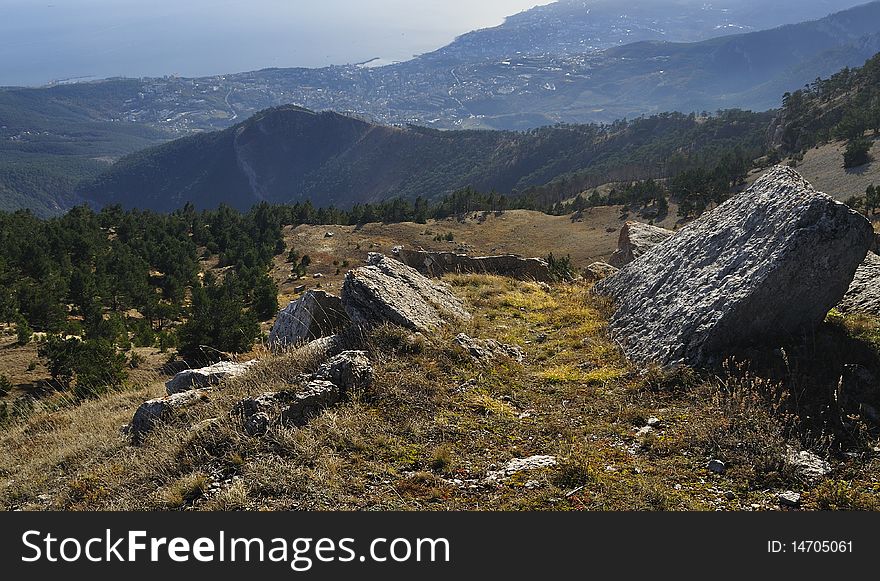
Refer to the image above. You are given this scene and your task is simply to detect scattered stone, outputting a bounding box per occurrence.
[635,426,654,438]
[280,380,342,427]
[837,252,880,316]
[128,390,208,444]
[786,448,832,480]
[165,360,257,395]
[313,273,324,279]
[778,491,801,507]
[293,284,307,293]
[233,351,373,436]
[395,248,554,282]
[342,254,471,332]
[324,231,334,238]
[269,290,349,348]
[607,221,674,268]
[707,459,726,474]
[646,416,661,427]
[485,455,557,484]
[725,491,736,501]
[582,261,619,281]
[595,167,874,366]
[312,351,373,396]
[455,333,524,363]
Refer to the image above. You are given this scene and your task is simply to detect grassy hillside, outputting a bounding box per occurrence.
[2,274,878,511]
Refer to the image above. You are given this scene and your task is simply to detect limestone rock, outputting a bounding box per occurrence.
[165,360,257,395]
[269,290,349,348]
[455,333,524,363]
[582,261,619,281]
[485,455,557,484]
[595,167,873,366]
[128,390,208,444]
[778,491,801,507]
[233,380,343,432]
[280,380,342,427]
[837,252,880,316]
[313,351,373,396]
[786,448,832,480]
[342,254,471,332]
[395,249,553,282]
[607,221,674,268]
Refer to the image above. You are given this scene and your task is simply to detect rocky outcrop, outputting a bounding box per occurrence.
[312,350,373,395]
[165,360,257,395]
[607,221,674,268]
[269,290,349,347]
[395,249,553,282]
[594,166,873,366]
[127,390,209,444]
[233,351,373,436]
[582,261,619,282]
[837,252,880,316]
[455,333,524,363]
[342,254,471,332]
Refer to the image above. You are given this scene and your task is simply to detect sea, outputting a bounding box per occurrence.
[0,0,549,86]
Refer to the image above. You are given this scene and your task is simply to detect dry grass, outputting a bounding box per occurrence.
[1,275,878,511]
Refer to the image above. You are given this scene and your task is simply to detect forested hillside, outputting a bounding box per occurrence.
[78,106,772,212]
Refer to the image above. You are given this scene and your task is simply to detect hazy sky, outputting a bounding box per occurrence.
[0,0,552,86]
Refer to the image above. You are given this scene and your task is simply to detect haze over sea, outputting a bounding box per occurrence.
[0,0,549,87]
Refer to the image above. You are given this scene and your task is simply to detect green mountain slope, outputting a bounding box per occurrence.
[78,106,771,212]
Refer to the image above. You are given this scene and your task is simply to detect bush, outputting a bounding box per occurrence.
[546,253,575,282]
[843,137,873,169]
[14,314,32,346]
[0,374,12,396]
[38,336,128,398]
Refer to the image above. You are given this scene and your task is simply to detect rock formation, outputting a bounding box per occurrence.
[594,166,873,366]
[165,360,257,395]
[269,290,349,347]
[607,221,674,268]
[837,252,880,316]
[394,248,553,282]
[127,390,209,445]
[233,351,373,436]
[342,254,471,332]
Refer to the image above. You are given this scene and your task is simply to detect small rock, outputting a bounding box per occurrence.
[165,360,257,395]
[725,491,736,501]
[312,351,373,397]
[778,491,801,507]
[786,448,831,479]
[635,426,654,438]
[485,455,557,484]
[646,416,661,427]
[707,459,726,474]
[128,390,208,444]
[455,333,524,363]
